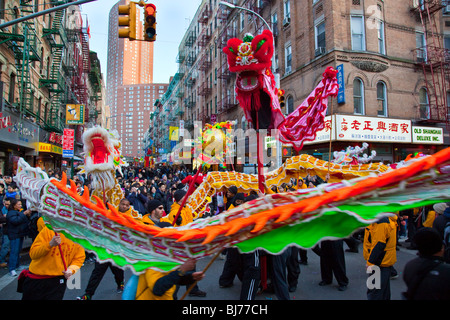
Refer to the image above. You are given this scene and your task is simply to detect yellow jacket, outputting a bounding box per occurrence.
[162,202,194,226]
[363,215,397,267]
[135,269,177,300]
[29,220,85,276]
[141,214,156,225]
[422,210,436,228]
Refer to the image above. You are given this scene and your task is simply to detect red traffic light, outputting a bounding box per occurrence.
[144,3,156,41]
[145,4,156,15]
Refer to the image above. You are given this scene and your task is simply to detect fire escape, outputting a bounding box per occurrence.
[197,4,212,124]
[40,6,67,133]
[0,1,42,120]
[411,0,450,126]
[72,15,90,123]
[217,10,237,114]
[88,51,102,124]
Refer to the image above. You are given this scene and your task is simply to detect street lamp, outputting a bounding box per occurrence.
[219,1,272,32]
[219,1,282,168]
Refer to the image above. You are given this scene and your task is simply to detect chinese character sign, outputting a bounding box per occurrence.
[336,115,411,142]
[63,128,75,158]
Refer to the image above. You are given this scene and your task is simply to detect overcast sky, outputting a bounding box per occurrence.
[80,0,201,84]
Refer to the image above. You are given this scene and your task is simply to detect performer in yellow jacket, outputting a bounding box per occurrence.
[142,200,165,225]
[162,190,195,226]
[363,215,397,300]
[21,218,85,300]
[135,258,204,300]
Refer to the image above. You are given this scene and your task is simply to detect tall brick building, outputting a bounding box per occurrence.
[107,0,165,159]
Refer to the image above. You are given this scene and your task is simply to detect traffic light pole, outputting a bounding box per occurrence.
[0,0,97,29]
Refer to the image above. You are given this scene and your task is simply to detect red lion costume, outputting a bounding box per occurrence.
[223,30,339,151]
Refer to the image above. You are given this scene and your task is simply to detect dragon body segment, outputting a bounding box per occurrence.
[14,124,450,275]
[18,147,450,274]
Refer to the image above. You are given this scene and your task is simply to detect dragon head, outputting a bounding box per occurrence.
[223,30,274,94]
[80,126,127,190]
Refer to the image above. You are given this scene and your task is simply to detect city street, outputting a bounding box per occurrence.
[0,236,416,301]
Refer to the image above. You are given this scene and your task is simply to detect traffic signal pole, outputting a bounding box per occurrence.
[0,0,97,29]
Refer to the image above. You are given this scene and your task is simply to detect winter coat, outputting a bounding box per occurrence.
[136,268,195,300]
[127,192,148,215]
[432,206,450,241]
[6,209,30,240]
[363,215,397,267]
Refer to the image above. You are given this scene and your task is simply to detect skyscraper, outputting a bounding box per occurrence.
[107,0,166,159]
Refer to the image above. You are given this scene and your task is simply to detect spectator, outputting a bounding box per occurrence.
[6,198,31,276]
[3,176,13,188]
[5,184,18,200]
[0,197,11,268]
[402,228,450,300]
[126,186,148,215]
[225,186,238,210]
[432,203,450,242]
[154,182,168,212]
[0,181,6,205]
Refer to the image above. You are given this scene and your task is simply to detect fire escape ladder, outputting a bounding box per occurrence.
[40,7,66,133]
[413,0,450,126]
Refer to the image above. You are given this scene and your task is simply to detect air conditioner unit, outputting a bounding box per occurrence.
[283,16,290,27]
[444,5,450,14]
[315,47,326,56]
[285,66,292,74]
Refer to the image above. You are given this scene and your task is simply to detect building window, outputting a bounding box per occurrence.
[419,87,430,119]
[8,73,16,104]
[351,15,365,51]
[447,91,450,119]
[271,12,278,36]
[444,36,450,50]
[284,0,291,20]
[377,81,387,117]
[315,20,326,56]
[416,32,427,62]
[240,12,245,31]
[377,20,385,55]
[286,95,294,114]
[353,77,364,115]
[285,44,292,74]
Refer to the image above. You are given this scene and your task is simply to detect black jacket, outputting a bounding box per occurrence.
[432,210,450,241]
[403,255,450,300]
